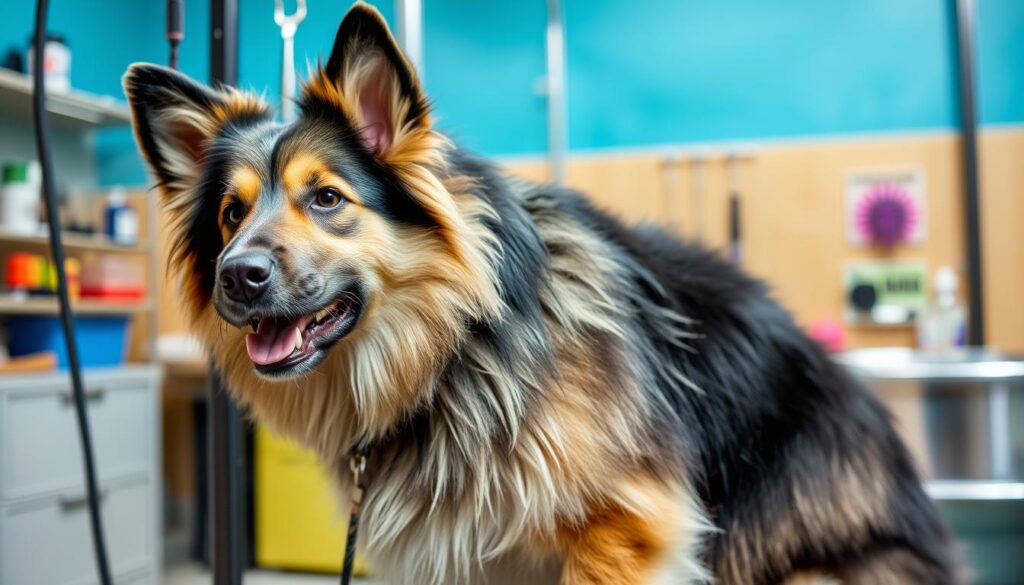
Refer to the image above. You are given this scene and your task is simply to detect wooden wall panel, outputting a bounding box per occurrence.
[979,130,1024,353]
[502,156,673,227]
[742,136,965,349]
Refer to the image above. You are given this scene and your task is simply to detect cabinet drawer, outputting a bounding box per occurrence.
[1,479,153,585]
[2,379,153,499]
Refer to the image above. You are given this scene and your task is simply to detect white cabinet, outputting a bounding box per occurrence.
[0,367,161,585]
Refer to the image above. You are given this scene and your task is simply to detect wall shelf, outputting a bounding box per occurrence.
[0,228,149,254]
[0,295,151,316]
[0,68,132,130]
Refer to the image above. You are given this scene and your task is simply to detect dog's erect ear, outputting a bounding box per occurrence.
[122,64,270,196]
[302,2,429,158]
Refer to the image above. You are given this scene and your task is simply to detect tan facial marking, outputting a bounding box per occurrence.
[231,166,262,206]
[282,153,361,205]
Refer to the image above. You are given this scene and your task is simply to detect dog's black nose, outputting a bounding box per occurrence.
[219,251,274,303]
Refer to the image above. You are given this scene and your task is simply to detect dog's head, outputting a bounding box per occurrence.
[125,2,500,409]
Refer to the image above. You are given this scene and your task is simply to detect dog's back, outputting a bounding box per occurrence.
[503,163,964,583]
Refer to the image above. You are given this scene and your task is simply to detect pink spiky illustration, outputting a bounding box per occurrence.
[855,183,918,247]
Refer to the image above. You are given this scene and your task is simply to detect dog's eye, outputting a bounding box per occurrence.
[223,201,245,227]
[315,187,344,209]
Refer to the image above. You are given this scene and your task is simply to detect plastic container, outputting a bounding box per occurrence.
[80,253,145,300]
[5,315,129,368]
[41,257,81,299]
[104,187,139,245]
[5,252,45,292]
[6,254,81,298]
[26,34,71,93]
[917,266,966,351]
[1,161,41,234]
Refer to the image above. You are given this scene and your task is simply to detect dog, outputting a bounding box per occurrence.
[124,3,965,583]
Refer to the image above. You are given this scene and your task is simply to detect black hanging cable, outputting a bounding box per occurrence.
[31,1,113,584]
[167,0,184,70]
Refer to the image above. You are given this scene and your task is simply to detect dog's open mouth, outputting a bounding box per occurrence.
[244,293,361,376]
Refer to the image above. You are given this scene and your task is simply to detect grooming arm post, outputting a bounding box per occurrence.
[275,0,306,123]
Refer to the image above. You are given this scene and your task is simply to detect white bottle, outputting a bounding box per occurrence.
[917,266,967,351]
[1,161,41,234]
[105,187,139,245]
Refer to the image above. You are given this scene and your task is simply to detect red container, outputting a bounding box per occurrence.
[6,252,45,290]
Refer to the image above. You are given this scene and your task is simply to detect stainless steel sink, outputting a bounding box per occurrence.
[840,348,1024,501]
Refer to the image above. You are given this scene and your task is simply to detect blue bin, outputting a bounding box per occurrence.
[6,315,130,368]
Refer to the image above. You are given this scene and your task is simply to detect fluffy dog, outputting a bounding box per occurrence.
[124,3,964,583]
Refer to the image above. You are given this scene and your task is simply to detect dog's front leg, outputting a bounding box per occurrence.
[559,480,708,585]
[560,507,664,584]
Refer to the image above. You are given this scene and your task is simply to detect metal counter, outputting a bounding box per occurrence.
[840,348,1024,501]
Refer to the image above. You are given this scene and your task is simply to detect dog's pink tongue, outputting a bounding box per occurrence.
[246,317,308,366]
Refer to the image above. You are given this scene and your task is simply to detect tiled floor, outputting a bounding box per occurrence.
[164,562,379,584]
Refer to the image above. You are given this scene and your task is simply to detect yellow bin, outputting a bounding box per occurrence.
[255,425,371,575]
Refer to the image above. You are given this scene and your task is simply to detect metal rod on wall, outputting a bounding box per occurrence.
[396,0,424,75]
[545,0,567,184]
[953,0,985,346]
[209,0,245,583]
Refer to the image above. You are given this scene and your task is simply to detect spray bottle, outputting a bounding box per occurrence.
[917,266,967,351]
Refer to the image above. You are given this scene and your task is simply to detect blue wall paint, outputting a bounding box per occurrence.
[977,0,1024,125]
[97,0,211,186]
[563,0,959,151]
[422,0,548,157]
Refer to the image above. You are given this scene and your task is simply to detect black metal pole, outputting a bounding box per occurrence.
[211,0,238,86]
[209,0,244,584]
[953,0,985,346]
[208,369,244,585]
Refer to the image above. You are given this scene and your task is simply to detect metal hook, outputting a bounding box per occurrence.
[727,150,741,194]
[274,0,307,34]
[274,0,307,123]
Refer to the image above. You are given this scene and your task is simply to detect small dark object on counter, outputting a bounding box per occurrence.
[1,47,24,72]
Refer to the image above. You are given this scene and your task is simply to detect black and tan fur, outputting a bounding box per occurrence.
[124,3,964,583]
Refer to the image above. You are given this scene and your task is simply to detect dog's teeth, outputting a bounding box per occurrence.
[294,328,303,351]
[319,303,337,321]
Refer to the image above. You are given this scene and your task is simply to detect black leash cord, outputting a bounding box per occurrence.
[341,446,370,585]
[32,1,113,583]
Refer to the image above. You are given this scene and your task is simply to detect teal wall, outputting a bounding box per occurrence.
[977,0,1024,125]
[1,1,1023,184]
[423,1,548,157]
[563,0,958,150]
